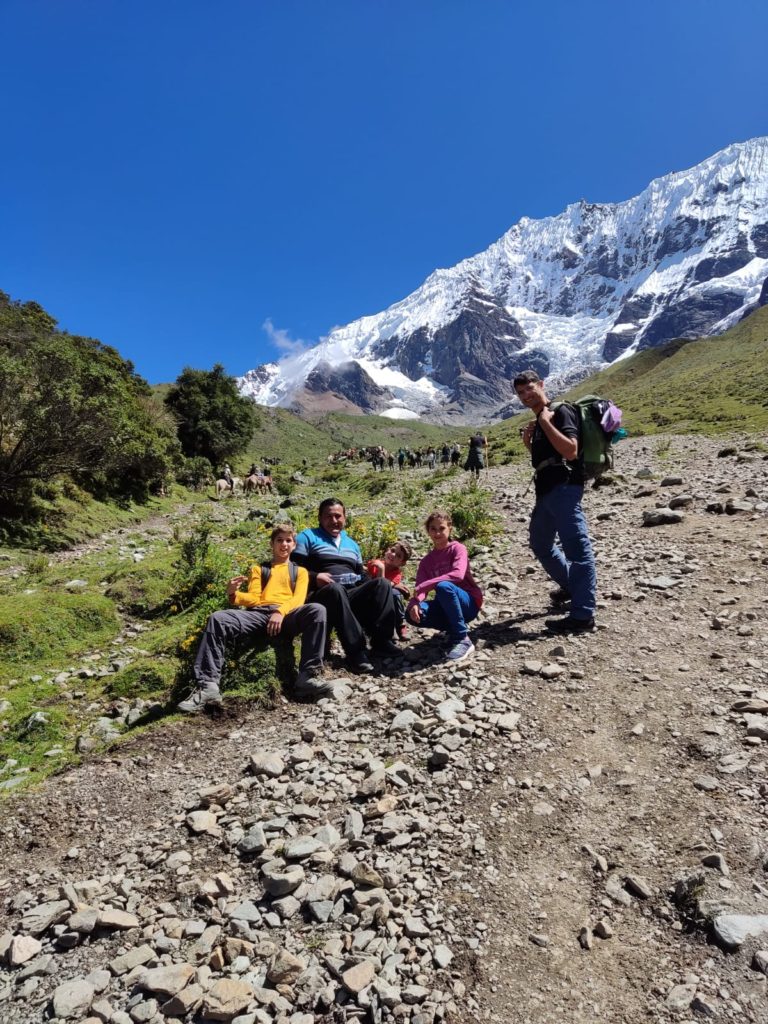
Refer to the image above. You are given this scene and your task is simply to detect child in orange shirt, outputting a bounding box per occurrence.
[367,540,413,640]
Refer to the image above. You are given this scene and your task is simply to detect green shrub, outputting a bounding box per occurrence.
[170,521,232,611]
[346,514,400,562]
[445,483,501,548]
[107,657,177,699]
[0,591,119,664]
[362,471,389,498]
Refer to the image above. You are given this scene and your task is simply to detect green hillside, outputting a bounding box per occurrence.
[489,304,768,450]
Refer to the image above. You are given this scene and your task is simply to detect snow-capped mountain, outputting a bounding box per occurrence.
[239,137,768,421]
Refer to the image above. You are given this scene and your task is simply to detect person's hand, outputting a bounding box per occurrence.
[521,421,535,447]
[227,575,248,603]
[538,407,554,427]
[368,559,385,578]
[315,572,334,588]
[408,603,421,624]
[267,612,283,636]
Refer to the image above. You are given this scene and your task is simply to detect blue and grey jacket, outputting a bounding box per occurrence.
[291,527,364,588]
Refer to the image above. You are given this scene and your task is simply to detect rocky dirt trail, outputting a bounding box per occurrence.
[1,435,767,1024]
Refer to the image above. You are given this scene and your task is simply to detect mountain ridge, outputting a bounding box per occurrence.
[240,137,768,422]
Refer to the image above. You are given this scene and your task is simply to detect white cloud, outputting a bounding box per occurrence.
[262,318,311,355]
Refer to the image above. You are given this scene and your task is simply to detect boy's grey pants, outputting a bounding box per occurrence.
[193,604,326,687]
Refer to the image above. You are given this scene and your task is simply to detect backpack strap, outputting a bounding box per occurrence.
[260,563,271,592]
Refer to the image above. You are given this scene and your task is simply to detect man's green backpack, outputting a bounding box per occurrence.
[551,395,624,480]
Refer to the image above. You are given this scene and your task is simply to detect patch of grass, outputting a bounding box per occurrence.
[0,591,119,666]
[103,549,177,617]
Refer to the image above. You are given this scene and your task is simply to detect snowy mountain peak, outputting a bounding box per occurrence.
[239,137,768,421]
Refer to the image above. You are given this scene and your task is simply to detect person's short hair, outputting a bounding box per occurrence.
[513,369,542,389]
[270,523,296,542]
[425,509,452,531]
[318,497,346,518]
[392,539,412,562]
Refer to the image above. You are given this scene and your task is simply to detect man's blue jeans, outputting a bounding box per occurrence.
[410,581,479,641]
[529,483,596,621]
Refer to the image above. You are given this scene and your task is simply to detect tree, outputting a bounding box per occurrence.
[0,292,179,516]
[164,364,257,468]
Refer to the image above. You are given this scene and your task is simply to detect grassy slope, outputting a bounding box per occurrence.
[489,304,768,450]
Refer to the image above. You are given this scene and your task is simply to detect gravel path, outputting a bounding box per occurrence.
[1,435,767,1024]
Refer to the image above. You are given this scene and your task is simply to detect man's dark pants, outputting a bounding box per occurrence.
[193,604,326,687]
[310,578,396,655]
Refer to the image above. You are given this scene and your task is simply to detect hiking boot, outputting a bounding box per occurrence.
[348,652,374,674]
[446,636,475,662]
[396,623,410,641]
[549,586,571,606]
[372,639,402,658]
[545,615,596,634]
[177,683,223,713]
[294,672,335,700]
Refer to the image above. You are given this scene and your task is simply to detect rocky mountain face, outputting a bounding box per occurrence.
[240,137,768,421]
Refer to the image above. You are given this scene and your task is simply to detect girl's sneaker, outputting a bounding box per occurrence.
[446,636,474,662]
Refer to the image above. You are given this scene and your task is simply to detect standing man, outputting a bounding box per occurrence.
[514,370,596,633]
[292,498,401,672]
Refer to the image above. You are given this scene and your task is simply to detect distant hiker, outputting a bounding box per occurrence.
[248,463,258,477]
[223,463,233,486]
[440,444,451,466]
[178,525,331,712]
[450,443,461,467]
[388,452,395,470]
[514,370,596,633]
[397,448,406,471]
[292,498,401,673]
[407,510,482,662]
[366,540,413,641]
[464,433,487,477]
[426,447,436,470]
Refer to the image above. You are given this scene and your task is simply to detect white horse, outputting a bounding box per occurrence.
[215,476,241,498]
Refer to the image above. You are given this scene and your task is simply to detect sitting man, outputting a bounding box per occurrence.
[178,524,331,712]
[292,498,401,673]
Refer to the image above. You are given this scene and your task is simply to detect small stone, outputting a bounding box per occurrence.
[261,860,305,896]
[110,944,155,976]
[713,913,768,949]
[594,918,613,940]
[52,979,95,1019]
[186,810,219,834]
[624,874,653,899]
[7,935,42,966]
[666,983,696,1010]
[267,949,306,985]
[202,978,253,1021]
[140,963,196,998]
[342,960,376,994]
[693,775,719,792]
[249,751,285,778]
[98,908,139,930]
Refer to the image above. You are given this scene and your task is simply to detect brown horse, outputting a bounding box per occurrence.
[244,474,272,495]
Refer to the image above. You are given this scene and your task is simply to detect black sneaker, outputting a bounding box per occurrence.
[549,587,571,606]
[294,672,335,699]
[372,639,402,658]
[545,615,596,634]
[348,652,374,674]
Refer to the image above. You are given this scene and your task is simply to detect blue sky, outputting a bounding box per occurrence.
[2,0,767,383]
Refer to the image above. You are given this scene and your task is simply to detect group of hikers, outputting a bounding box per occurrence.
[179,370,596,712]
[329,437,489,477]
